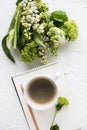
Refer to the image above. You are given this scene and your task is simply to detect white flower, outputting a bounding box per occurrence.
[37,24,44,34]
[34,10,39,14]
[39,51,43,55]
[33,23,40,29]
[23,16,26,19]
[36,14,40,19]
[23,0,28,3]
[33,24,38,30]
[29,9,33,14]
[24,29,27,33]
[25,0,28,3]
[37,26,44,33]
[32,6,37,11]
[41,50,45,53]
[46,37,49,41]
[32,13,35,17]
[28,23,31,27]
[26,15,31,21]
[34,17,40,23]
[30,17,35,24]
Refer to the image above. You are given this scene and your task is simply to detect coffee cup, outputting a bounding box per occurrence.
[24,72,61,110]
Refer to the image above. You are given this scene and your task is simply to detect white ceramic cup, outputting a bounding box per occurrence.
[24,72,61,110]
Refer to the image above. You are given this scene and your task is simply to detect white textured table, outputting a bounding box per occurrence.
[0,0,87,130]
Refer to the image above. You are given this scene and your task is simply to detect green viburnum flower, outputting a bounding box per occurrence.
[63,20,78,41]
[20,41,38,62]
[47,27,65,55]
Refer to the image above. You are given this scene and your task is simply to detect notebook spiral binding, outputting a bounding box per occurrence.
[12,61,60,79]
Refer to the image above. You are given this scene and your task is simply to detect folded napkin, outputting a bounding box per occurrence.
[12,62,81,130]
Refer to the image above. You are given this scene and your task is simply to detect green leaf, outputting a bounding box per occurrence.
[50,124,59,130]
[53,20,64,27]
[51,10,68,22]
[56,103,64,111]
[2,35,15,63]
[16,6,22,50]
[2,6,17,62]
[8,10,17,33]
[13,6,22,49]
[34,32,46,48]
[51,10,68,27]
[16,0,22,6]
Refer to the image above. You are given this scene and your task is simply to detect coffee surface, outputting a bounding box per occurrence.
[28,77,56,104]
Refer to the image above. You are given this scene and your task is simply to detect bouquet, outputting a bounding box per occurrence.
[2,0,78,64]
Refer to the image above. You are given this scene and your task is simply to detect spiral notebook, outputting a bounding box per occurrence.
[11,62,81,130]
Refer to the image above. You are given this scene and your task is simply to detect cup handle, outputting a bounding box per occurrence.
[53,71,61,81]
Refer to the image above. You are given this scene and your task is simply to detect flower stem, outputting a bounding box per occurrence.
[51,110,57,126]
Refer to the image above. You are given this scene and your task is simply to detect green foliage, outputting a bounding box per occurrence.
[16,6,22,50]
[8,10,17,32]
[16,0,22,6]
[51,10,68,27]
[34,32,46,48]
[1,8,17,63]
[13,6,22,49]
[2,5,22,63]
[2,35,15,63]
[50,124,59,130]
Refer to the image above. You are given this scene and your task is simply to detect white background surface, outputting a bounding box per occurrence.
[0,0,87,130]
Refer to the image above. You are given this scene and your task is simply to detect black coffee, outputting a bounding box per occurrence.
[28,77,56,104]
